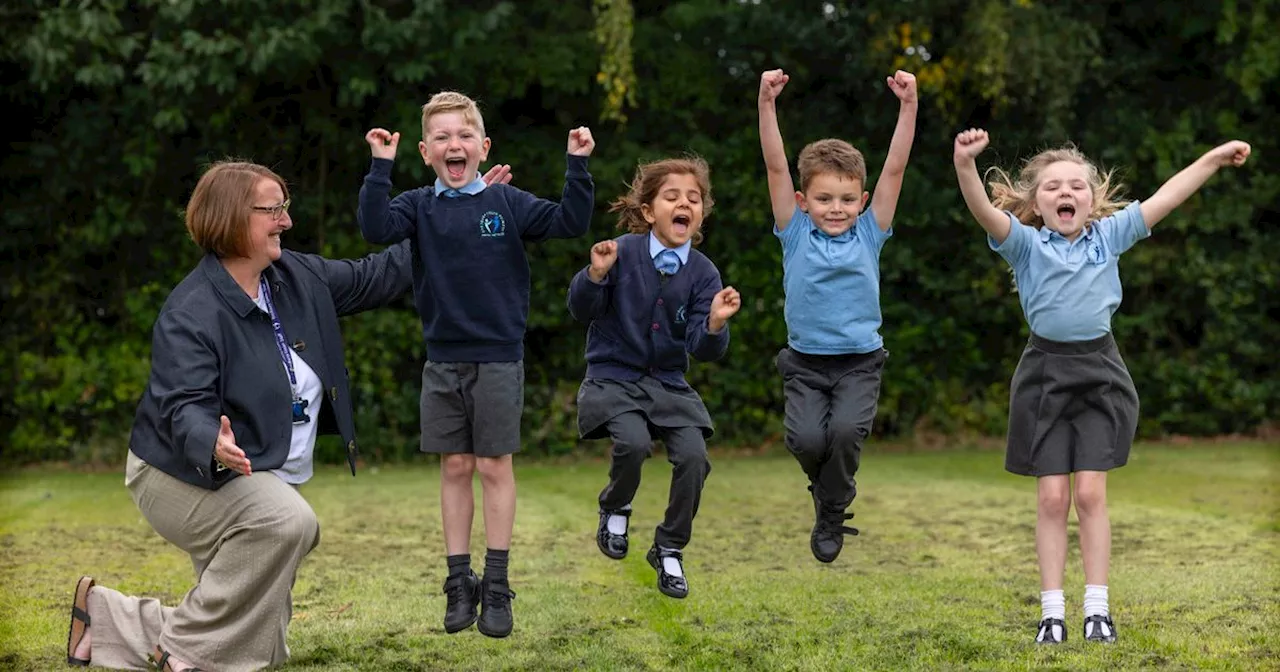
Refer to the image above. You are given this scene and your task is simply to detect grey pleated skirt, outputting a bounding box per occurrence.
[1005,333,1140,476]
[576,376,714,441]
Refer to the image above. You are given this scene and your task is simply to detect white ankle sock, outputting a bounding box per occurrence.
[1084,584,1109,618]
[606,505,630,535]
[1041,589,1065,620]
[659,546,684,578]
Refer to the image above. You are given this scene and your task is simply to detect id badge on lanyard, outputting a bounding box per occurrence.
[260,278,311,425]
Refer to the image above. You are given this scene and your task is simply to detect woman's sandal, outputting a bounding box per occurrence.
[66,576,94,666]
[150,645,205,672]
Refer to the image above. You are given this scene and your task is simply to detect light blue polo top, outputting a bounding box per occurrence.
[989,201,1150,342]
[775,206,891,354]
[433,172,486,197]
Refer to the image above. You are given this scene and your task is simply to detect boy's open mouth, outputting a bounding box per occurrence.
[446,157,467,180]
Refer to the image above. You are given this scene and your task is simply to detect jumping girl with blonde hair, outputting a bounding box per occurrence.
[953,128,1250,645]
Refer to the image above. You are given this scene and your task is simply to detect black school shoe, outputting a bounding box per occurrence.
[646,545,689,599]
[477,576,516,638]
[442,570,481,633]
[1035,617,1067,644]
[1083,614,1117,643]
[809,486,859,563]
[596,507,630,560]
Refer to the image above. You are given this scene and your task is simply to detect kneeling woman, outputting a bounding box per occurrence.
[65,160,505,671]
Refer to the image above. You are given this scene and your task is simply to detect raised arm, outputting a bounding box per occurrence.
[567,239,617,322]
[357,128,418,244]
[869,71,919,232]
[759,69,798,230]
[953,128,1011,243]
[520,127,596,242]
[1140,140,1251,229]
[304,241,413,317]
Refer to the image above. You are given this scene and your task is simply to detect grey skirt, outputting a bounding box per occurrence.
[577,377,714,441]
[1005,333,1140,477]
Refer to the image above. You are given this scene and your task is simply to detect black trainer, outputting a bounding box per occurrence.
[810,487,859,563]
[442,570,480,634]
[597,507,630,560]
[1083,614,1117,643]
[477,576,516,638]
[645,545,689,599]
[1035,617,1067,644]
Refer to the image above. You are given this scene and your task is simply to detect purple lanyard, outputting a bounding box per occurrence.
[258,277,298,397]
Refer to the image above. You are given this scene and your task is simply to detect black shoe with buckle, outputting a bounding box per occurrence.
[1083,614,1117,643]
[1035,617,1067,644]
[597,507,630,560]
[442,570,481,634]
[477,576,516,638]
[810,488,859,563]
[646,544,689,599]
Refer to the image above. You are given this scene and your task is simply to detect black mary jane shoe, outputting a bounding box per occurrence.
[645,545,689,599]
[597,507,631,560]
[1083,614,1118,643]
[1035,617,1067,644]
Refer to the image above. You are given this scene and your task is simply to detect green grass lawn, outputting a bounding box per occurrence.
[2,441,1277,671]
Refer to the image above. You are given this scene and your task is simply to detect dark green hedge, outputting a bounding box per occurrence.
[3,0,1276,463]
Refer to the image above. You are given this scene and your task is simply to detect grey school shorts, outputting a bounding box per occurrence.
[1005,333,1139,477]
[420,360,524,457]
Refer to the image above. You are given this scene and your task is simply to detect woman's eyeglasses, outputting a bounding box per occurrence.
[250,199,291,221]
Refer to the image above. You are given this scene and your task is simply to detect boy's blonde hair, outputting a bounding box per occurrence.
[797,139,867,192]
[610,156,715,246]
[421,91,486,139]
[186,160,288,259]
[987,145,1127,228]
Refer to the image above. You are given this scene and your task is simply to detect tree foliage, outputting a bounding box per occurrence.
[2,0,1276,463]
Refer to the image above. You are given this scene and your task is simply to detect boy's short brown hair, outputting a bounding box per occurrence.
[797,139,866,192]
[421,91,486,139]
[186,160,287,258]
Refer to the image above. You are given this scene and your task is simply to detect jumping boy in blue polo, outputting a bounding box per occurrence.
[757,67,918,563]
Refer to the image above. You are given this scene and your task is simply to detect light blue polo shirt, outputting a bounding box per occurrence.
[775,206,891,354]
[989,201,1149,342]
[433,172,486,197]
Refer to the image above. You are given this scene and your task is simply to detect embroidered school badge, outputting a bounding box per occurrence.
[1087,242,1105,265]
[675,305,687,324]
[479,211,506,237]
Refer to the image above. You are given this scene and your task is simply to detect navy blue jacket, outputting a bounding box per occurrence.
[567,233,730,388]
[357,155,593,362]
[130,243,413,489]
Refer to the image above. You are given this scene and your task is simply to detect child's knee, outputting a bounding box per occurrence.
[828,416,870,449]
[1037,479,1072,516]
[441,453,476,481]
[786,425,827,459]
[474,454,514,483]
[1073,476,1108,516]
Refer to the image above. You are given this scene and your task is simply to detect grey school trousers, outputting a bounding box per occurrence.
[86,451,319,671]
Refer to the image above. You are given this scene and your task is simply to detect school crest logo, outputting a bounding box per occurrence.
[1087,241,1105,265]
[479,211,506,237]
[675,305,687,324]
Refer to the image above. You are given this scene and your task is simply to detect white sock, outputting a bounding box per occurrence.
[1040,589,1065,621]
[1039,589,1065,642]
[1084,584,1109,618]
[606,505,630,535]
[660,547,684,578]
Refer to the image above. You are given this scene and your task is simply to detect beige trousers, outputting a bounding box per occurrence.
[87,451,319,671]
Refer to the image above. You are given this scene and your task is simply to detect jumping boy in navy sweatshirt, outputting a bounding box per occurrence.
[358,90,595,637]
